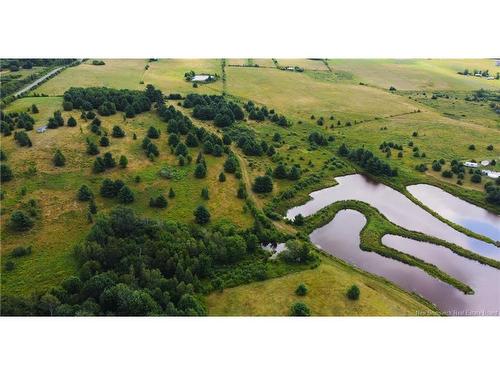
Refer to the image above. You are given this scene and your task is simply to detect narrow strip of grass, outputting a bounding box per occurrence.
[301,200,500,294]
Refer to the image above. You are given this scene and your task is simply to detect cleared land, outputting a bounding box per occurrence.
[206,253,438,316]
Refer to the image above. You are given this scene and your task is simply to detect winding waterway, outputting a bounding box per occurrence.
[286,174,500,315]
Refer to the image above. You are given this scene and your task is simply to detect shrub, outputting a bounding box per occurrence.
[468,144,475,150]
[290,302,310,316]
[9,210,34,231]
[1,164,13,182]
[293,214,305,226]
[252,175,273,193]
[295,283,308,296]
[147,126,160,139]
[219,172,226,182]
[11,246,32,258]
[471,174,481,183]
[442,170,453,178]
[99,136,110,147]
[347,285,360,300]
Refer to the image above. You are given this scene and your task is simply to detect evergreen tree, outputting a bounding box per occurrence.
[77,184,93,201]
[194,205,210,224]
[99,136,110,147]
[117,186,134,204]
[112,125,125,138]
[224,157,237,173]
[31,104,39,114]
[201,187,209,200]
[194,163,207,178]
[147,126,160,139]
[86,141,99,155]
[119,155,128,168]
[219,172,226,182]
[103,152,116,169]
[67,117,77,127]
[93,157,105,173]
[88,199,97,214]
[168,188,175,198]
[288,166,301,180]
[1,164,13,182]
[273,164,288,179]
[53,149,66,167]
[347,285,360,300]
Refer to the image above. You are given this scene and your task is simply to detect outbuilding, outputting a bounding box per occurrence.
[36,126,47,133]
[464,161,478,168]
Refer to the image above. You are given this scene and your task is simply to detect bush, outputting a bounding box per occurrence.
[149,195,168,208]
[347,285,360,300]
[1,164,13,182]
[252,175,273,193]
[442,170,453,178]
[295,283,308,296]
[294,214,305,226]
[11,246,32,258]
[471,174,481,183]
[468,144,475,150]
[290,302,310,316]
[219,172,226,182]
[9,210,34,231]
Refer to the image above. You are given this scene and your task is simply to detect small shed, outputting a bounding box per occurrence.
[464,161,478,168]
[481,160,490,166]
[36,126,47,133]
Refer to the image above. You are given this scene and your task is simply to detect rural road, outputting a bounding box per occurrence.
[13,66,65,97]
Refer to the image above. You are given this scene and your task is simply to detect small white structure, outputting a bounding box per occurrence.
[464,161,478,168]
[481,160,490,166]
[496,60,500,67]
[486,76,495,80]
[36,126,47,133]
[474,73,482,77]
[286,66,294,71]
[191,74,213,82]
[482,170,500,179]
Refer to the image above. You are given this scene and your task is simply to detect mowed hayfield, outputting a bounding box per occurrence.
[1,97,252,296]
[328,59,500,90]
[225,66,420,122]
[33,59,225,97]
[206,253,438,316]
[33,59,147,95]
[276,58,329,71]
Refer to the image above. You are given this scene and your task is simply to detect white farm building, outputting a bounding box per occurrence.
[463,161,478,168]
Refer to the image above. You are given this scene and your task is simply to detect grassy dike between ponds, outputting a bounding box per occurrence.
[300,200,500,295]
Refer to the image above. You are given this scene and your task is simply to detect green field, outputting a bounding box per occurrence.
[206,253,439,316]
[1,58,499,316]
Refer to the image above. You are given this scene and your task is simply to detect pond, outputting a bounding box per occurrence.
[309,210,500,315]
[286,174,500,261]
[407,184,500,241]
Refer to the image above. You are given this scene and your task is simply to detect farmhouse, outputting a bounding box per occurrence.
[36,126,47,133]
[464,161,478,168]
